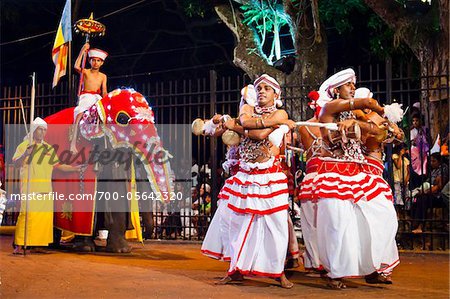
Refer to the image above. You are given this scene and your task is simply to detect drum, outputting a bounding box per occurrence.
[191,118,205,136]
[328,122,361,144]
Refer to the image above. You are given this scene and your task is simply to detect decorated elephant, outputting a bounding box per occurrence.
[44,88,173,252]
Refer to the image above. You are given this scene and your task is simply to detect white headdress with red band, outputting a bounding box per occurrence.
[354,87,373,99]
[320,68,356,98]
[254,74,283,107]
[240,84,257,109]
[88,48,108,61]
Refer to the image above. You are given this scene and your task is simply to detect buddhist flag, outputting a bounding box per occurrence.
[52,0,72,88]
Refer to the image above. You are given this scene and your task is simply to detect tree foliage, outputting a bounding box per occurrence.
[317,0,410,59]
[239,0,292,62]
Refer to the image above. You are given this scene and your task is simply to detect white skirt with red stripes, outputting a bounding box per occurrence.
[297,159,321,269]
[358,193,400,275]
[219,157,290,215]
[311,158,393,202]
[221,157,289,278]
[300,200,322,270]
[297,158,320,201]
[227,209,289,278]
[361,158,399,274]
[317,196,399,278]
[201,199,232,262]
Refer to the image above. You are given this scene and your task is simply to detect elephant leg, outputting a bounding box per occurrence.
[105,212,132,253]
[49,228,62,249]
[141,212,154,240]
[73,235,96,252]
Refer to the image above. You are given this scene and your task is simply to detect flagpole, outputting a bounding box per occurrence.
[68,41,73,104]
[23,72,36,256]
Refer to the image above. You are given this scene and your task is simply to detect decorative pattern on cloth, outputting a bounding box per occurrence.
[73,93,102,120]
[335,111,366,162]
[222,145,240,176]
[311,158,393,203]
[238,108,274,162]
[218,157,289,215]
[239,136,270,163]
[79,104,104,139]
[254,104,277,115]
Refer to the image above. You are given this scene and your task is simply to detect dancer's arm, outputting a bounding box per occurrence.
[320,98,384,122]
[74,43,90,74]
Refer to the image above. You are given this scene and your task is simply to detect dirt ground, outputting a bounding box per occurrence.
[0,235,448,299]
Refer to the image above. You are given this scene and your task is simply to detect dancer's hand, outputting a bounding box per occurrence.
[337,119,355,132]
[282,119,296,130]
[223,119,236,130]
[25,144,34,156]
[211,114,222,124]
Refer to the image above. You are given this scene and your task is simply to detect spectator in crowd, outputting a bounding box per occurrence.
[441,133,449,157]
[191,159,199,188]
[412,153,449,234]
[392,143,410,212]
[165,181,184,239]
[190,187,200,237]
[0,144,4,187]
[193,183,211,238]
[0,182,6,225]
[199,159,212,181]
[410,113,431,189]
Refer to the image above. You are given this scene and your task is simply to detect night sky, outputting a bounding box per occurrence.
[1,0,388,88]
[1,0,236,87]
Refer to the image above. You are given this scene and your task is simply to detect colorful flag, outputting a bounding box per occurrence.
[52,0,72,88]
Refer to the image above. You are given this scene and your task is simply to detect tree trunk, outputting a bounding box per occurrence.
[364,0,449,139]
[214,1,327,120]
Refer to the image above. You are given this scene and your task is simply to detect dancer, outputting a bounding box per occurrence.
[312,68,401,289]
[296,90,327,274]
[353,87,404,283]
[201,85,256,262]
[218,74,295,288]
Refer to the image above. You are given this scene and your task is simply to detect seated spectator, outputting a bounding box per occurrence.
[410,113,431,189]
[193,183,211,238]
[412,153,449,233]
[392,144,410,208]
[165,182,184,239]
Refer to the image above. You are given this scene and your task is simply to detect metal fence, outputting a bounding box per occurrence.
[1,61,449,250]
